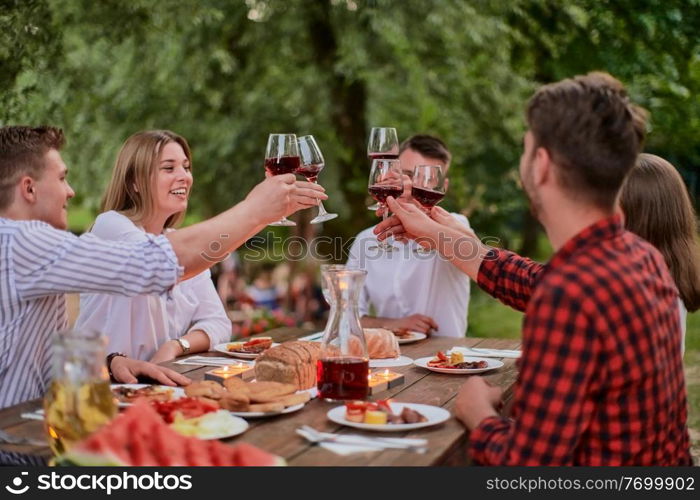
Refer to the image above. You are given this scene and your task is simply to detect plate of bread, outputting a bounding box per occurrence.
[215,337,279,359]
[184,378,311,418]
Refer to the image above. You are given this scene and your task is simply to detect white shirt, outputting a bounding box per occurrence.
[0,217,181,408]
[346,214,471,338]
[76,211,231,361]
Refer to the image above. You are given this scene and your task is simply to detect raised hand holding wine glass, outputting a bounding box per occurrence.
[265,133,301,226]
[368,158,403,252]
[411,164,446,254]
[366,127,399,211]
[297,135,338,224]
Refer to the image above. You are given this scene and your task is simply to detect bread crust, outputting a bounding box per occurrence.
[255,341,322,390]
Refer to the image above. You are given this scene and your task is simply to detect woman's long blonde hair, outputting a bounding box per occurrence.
[101,130,192,230]
[620,153,700,311]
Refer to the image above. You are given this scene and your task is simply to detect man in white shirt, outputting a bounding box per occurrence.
[346,135,471,337]
[0,125,326,408]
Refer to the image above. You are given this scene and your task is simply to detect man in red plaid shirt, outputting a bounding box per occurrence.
[374,72,692,465]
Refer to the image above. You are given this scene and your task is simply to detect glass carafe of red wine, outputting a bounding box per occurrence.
[317,268,369,401]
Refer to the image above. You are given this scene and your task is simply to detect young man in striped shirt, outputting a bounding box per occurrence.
[375,73,691,465]
[0,125,326,409]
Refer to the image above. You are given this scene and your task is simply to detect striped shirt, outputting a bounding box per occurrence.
[0,217,183,409]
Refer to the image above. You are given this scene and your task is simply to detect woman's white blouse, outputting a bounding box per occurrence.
[75,211,231,360]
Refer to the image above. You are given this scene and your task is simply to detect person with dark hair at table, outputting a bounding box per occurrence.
[619,153,700,355]
[0,125,326,409]
[374,73,691,465]
[347,134,471,338]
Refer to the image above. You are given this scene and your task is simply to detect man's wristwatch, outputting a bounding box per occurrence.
[174,337,191,355]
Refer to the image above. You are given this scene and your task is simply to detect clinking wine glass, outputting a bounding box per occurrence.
[264,133,300,226]
[411,164,446,255]
[366,127,399,211]
[297,136,338,224]
[368,158,403,252]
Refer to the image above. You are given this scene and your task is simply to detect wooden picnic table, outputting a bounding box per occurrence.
[0,328,520,466]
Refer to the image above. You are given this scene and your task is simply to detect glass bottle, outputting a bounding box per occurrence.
[317,268,369,401]
[44,329,117,456]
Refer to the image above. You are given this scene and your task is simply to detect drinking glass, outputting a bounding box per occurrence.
[411,164,446,254]
[366,127,399,210]
[297,136,338,224]
[367,158,403,252]
[264,133,300,226]
[44,329,116,456]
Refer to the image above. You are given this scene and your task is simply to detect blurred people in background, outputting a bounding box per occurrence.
[246,262,282,310]
[76,130,231,363]
[216,251,247,309]
[619,153,700,354]
[347,134,471,337]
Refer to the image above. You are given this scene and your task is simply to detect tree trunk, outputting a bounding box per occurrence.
[304,0,370,240]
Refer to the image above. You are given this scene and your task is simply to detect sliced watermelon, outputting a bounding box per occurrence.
[56,401,284,466]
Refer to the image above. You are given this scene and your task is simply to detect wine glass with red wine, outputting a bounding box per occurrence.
[411,164,446,254]
[366,127,399,211]
[265,133,300,226]
[367,158,403,252]
[297,136,338,224]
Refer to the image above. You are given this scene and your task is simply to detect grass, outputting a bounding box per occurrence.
[468,283,700,463]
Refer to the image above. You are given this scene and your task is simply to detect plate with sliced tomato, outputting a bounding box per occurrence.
[215,337,279,359]
[150,397,248,440]
[414,350,503,374]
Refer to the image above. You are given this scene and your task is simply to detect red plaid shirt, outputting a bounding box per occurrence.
[470,215,691,465]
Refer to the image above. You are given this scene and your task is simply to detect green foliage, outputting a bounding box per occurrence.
[1,0,699,241]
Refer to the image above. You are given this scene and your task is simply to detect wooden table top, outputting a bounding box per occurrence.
[0,328,520,466]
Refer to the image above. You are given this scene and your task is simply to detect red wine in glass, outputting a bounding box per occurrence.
[296,163,324,182]
[412,186,445,207]
[368,185,403,204]
[317,357,369,401]
[368,152,399,161]
[264,155,301,176]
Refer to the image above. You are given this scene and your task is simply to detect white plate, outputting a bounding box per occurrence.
[171,410,249,440]
[111,384,185,407]
[327,402,450,432]
[413,356,504,374]
[396,331,427,344]
[369,355,413,368]
[231,402,305,419]
[214,342,280,359]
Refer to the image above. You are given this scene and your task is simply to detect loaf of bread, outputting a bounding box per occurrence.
[363,328,400,359]
[254,341,322,390]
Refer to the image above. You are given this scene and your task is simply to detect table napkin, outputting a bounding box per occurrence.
[174,356,255,367]
[296,428,427,456]
[450,346,521,359]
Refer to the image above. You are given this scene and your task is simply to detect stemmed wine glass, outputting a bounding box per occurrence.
[264,133,300,226]
[411,164,446,254]
[367,158,403,252]
[297,136,338,224]
[366,127,399,211]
